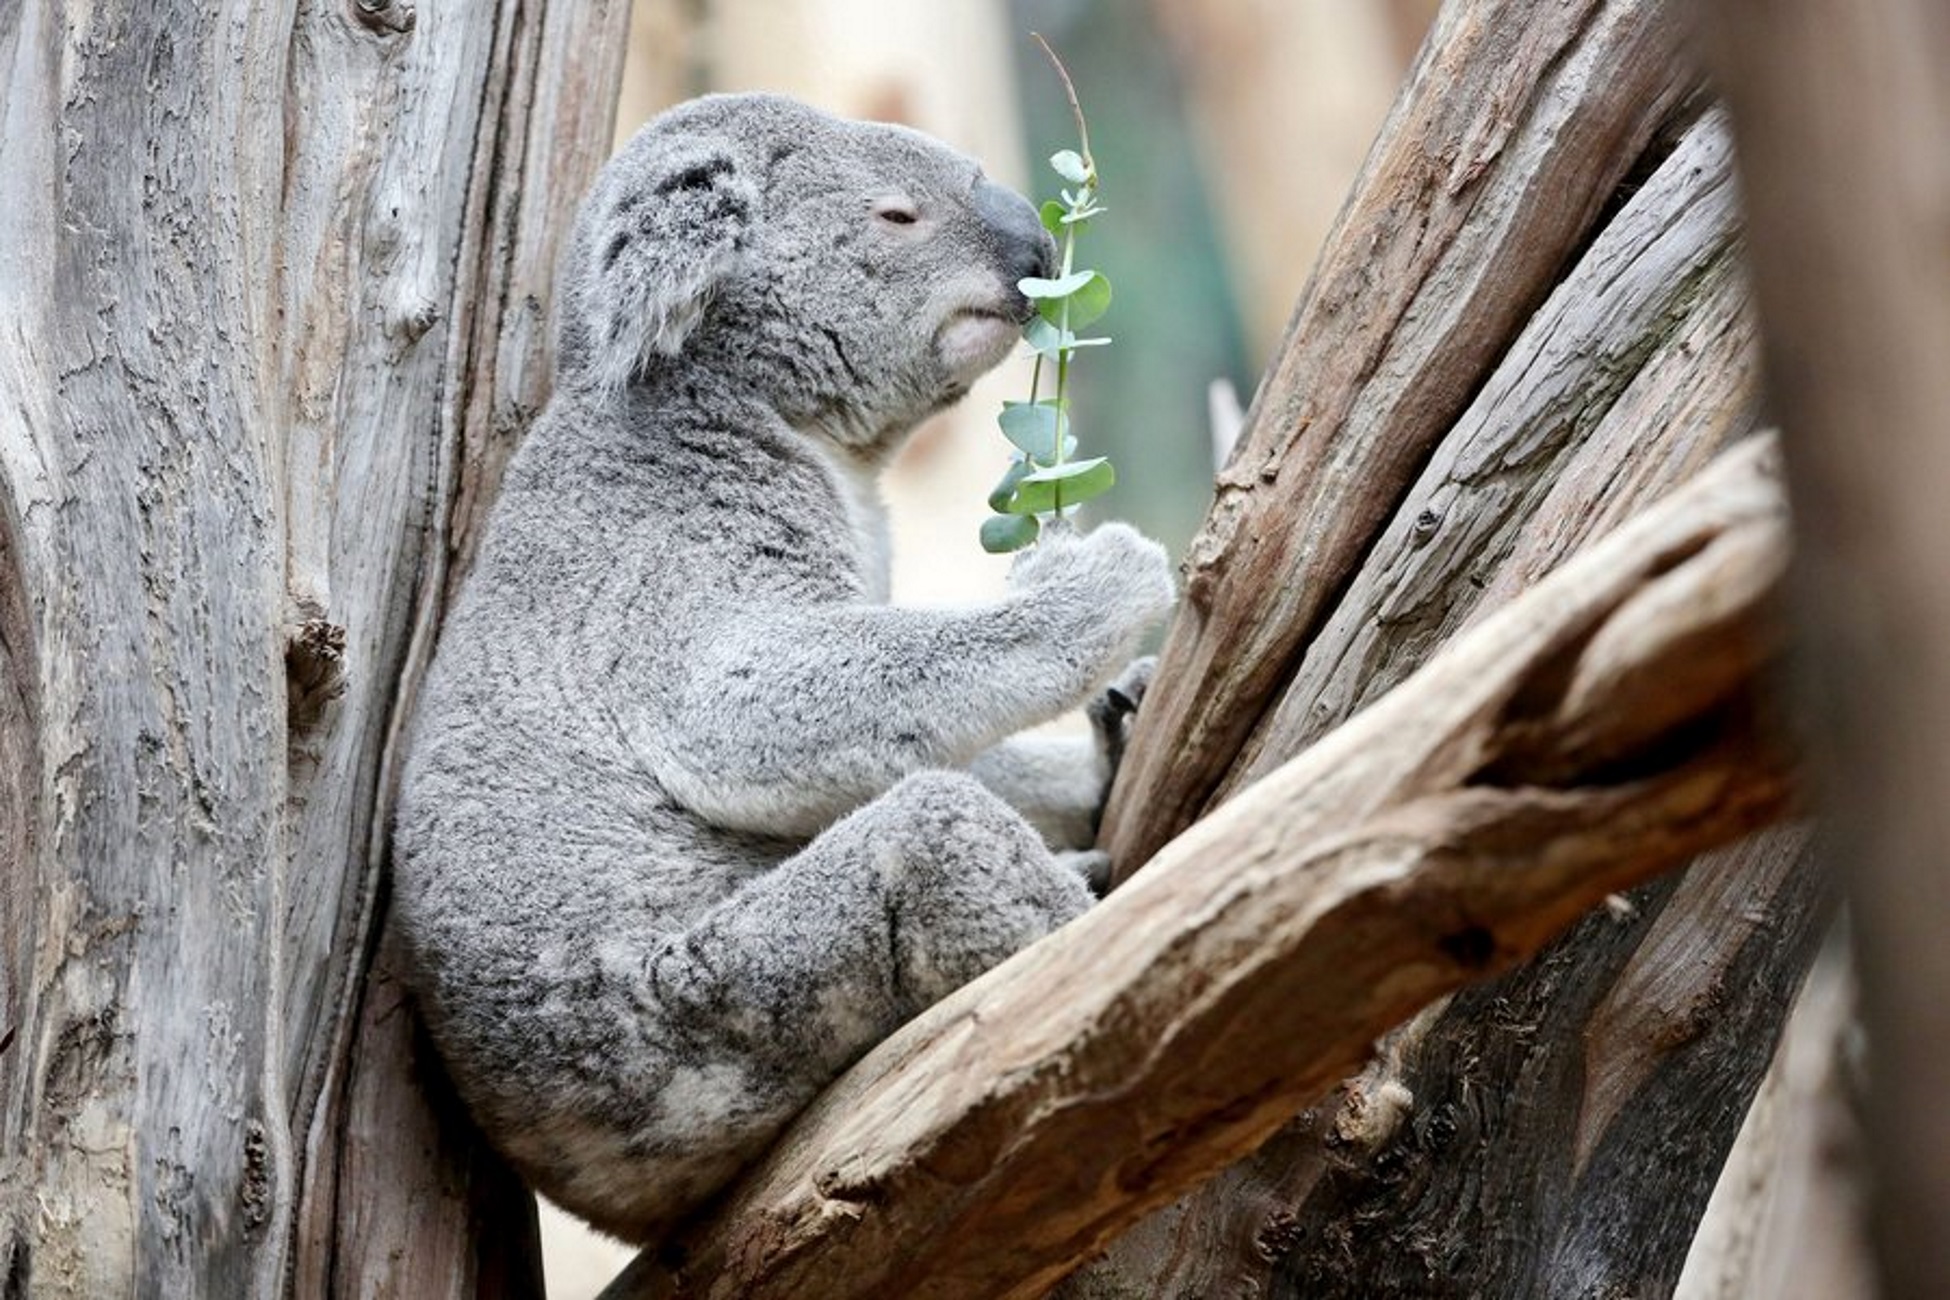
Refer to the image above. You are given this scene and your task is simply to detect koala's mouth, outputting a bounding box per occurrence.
[935,307,1025,384]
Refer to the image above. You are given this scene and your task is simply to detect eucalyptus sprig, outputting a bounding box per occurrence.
[979,37,1116,554]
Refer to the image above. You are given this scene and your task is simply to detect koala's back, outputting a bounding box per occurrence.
[392,394,850,1190]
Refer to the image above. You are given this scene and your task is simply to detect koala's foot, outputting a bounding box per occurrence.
[642,770,1090,1145]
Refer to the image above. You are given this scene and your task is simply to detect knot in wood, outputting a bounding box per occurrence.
[352,0,416,35]
[286,617,348,731]
[1410,507,1443,547]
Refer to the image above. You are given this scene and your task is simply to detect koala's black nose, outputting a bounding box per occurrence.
[974,177,1057,285]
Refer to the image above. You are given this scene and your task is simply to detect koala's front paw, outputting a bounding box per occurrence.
[1087,655,1155,779]
[1008,522,1176,648]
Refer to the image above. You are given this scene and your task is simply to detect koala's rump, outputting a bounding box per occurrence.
[393,704,803,1220]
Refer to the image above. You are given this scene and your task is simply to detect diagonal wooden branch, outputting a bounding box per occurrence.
[608,434,1795,1300]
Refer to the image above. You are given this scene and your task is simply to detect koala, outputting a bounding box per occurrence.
[393,93,1175,1243]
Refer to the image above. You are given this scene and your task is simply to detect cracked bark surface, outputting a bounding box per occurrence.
[0,2,629,1294]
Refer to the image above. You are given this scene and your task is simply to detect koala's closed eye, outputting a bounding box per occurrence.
[870,195,921,227]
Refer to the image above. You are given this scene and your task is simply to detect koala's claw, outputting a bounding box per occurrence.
[1089,655,1155,733]
[1088,654,1156,789]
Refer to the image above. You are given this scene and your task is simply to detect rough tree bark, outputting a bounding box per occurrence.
[0,2,629,1295]
[1705,0,1950,1294]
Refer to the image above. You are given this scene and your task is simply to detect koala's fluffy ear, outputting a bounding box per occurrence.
[557,135,760,394]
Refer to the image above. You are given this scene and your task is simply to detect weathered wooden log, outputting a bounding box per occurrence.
[0,2,630,1293]
[608,434,1793,1300]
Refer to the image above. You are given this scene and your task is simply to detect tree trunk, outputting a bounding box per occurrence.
[0,2,629,1294]
[1704,1,1950,1294]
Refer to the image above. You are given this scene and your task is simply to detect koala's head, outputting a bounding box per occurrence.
[554,94,1056,455]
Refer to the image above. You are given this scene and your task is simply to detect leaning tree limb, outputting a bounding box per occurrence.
[606,434,1794,1300]
[1705,0,1950,1294]
[1100,0,1704,874]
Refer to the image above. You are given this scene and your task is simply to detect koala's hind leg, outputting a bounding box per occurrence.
[644,770,1092,1171]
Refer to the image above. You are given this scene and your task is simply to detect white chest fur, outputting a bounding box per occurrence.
[812,442,892,604]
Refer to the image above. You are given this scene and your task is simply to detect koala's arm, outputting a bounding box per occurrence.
[649,525,1171,839]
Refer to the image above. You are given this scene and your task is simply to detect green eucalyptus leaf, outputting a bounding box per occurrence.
[1021,456,1113,486]
[1019,269,1097,301]
[1008,456,1115,513]
[997,401,1063,460]
[1039,199,1067,237]
[1061,272,1112,329]
[986,457,1032,512]
[980,512,1041,553]
[1050,150,1090,184]
[1021,317,1071,359]
[1020,323,1112,361]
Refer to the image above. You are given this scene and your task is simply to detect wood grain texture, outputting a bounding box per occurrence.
[1705,1,1950,1294]
[1219,110,1751,796]
[0,1,629,1294]
[1100,0,1703,875]
[1674,941,1875,1300]
[610,436,1794,1300]
[1251,825,1826,1299]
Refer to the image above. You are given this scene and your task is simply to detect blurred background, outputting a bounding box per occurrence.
[550,0,1435,1290]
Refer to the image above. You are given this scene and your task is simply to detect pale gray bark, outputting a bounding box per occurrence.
[0,2,630,1294]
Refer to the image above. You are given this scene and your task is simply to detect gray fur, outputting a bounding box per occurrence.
[393,93,1175,1242]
